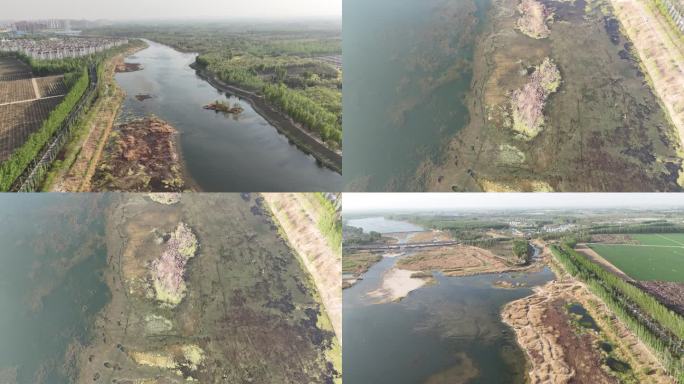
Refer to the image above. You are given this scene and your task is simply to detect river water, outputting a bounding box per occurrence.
[115,40,341,192]
[0,194,111,383]
[347,216,425,234]
[343,0,490,191]
[343,217,555,383]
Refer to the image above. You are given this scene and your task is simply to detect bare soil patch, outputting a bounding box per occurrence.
[503,278,673,383]
[406,230,453,243]
[397,245,521,276]
[367,267,431,303]
[590,234,638,244]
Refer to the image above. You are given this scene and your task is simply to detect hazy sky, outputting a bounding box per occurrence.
[343,193,684,213]
[4,0,340,21]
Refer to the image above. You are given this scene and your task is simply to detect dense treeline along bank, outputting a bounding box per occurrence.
[0,63,89,191]
[0,41,145,191]
[87,23,343,151]
[551,243,684,382]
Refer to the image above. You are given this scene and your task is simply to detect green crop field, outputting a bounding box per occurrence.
[630,233,684,246]
[588,235,684,282]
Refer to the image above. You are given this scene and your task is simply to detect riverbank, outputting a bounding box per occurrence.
[342,250,383,289]
[192,64,342,174]
[263,193,342,343]
[45,40,148,192]
[90,117,190,192]
[609,0,684,154]
[502,247,675,384]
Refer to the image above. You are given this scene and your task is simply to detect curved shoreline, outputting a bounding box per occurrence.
[191,64,342,174]
[501,246,675,384]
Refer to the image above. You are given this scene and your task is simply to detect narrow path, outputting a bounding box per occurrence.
[31,77,40,99]
[0,93,65,106]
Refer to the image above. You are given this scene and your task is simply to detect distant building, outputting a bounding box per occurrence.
[0,36,128,60]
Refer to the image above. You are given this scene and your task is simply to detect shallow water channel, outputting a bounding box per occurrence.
[115,40,341,192]
[343,217,555,383]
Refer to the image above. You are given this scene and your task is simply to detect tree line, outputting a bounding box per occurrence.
[264,83,342,147]
[0,68,89,191]
[551,244,684,382]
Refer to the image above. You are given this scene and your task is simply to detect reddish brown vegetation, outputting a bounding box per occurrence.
[115,62,143,73]
[93,117,185,192]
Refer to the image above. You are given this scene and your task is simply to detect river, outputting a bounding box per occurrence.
[115,40,341,192]
[343,217,555,383]
[346,216,425,234]
[342,0,490,191]
[0,194,111,383]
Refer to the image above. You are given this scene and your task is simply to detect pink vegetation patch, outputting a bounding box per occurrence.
[150,222,198,304]
[511,58,561,137]
[517,0,551,39]
[152,249,188,297]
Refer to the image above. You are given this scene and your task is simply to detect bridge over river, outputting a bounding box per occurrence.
[345,239,462,252]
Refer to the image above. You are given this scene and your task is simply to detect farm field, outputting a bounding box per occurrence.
[0,56,32,81]
[630,233,684,246]
[0,97,64,161]
[35,75,67,97]
[0,78,35,104]
[588,239,684,282]
[0,57,69,164]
